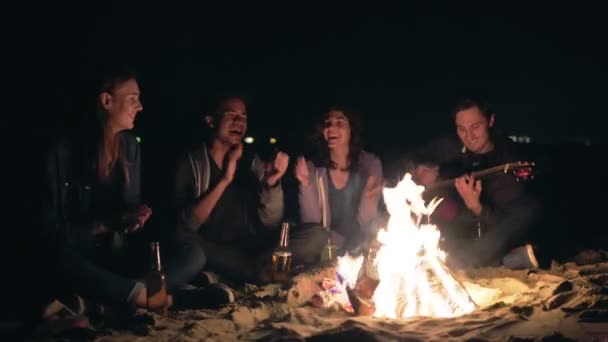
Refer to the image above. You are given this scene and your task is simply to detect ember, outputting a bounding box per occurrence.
[337,173,477,318]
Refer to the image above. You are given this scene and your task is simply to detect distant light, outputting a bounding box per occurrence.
[136,136,142,143]
[244,136,254,144]
[511,135,531,144]
[269,137,277,144]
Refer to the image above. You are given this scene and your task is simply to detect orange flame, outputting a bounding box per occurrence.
[337,173,476,318]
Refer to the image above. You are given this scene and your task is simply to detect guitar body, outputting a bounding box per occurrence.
[418,160,535,230]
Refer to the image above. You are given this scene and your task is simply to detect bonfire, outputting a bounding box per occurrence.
[334,173,477,318]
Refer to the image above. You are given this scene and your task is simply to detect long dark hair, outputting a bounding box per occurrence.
[312,105,363,172]
[93,67,137,184]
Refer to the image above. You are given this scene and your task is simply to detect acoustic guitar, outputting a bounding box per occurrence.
[422,161,535,195]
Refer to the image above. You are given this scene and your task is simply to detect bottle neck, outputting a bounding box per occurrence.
[278,222,290,249]
[150,242,162,271]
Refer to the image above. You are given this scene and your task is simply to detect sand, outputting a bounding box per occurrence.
[54,257,608,342]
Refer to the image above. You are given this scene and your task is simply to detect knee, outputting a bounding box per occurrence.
[193,242,207,271]
[304,225,330,248]
[292,224,329,258]
[181,239,207,273]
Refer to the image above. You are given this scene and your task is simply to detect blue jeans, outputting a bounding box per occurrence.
[57,231,205,307]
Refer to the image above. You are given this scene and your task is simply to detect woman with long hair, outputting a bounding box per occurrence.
[295,106,383,255]
[43,67,208,317]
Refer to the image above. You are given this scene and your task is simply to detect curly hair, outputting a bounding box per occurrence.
[311,105,363,172]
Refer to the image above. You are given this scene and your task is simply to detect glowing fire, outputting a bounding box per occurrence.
[337,173,477,318]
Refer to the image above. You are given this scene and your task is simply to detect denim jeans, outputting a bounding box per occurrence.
[199,223,328,284]
[57,230,205,307]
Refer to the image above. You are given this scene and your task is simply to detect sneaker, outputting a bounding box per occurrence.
[205,283,235,306]
[173,283,235,310]
[42,294,85,319]
[191,271,220,288]
[502,244,539,269]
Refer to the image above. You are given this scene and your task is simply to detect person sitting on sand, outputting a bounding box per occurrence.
[173,94,328,285]
[295,106,384,256]
[41,67,224,316]
[405,96,541,269]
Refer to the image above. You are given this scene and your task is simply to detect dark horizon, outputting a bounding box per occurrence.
[7,4,607,253]
[9,2,607,152]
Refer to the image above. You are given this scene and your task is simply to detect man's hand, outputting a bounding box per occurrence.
[454,174,482,216]
[294,156,310,187]
[414,164,439,187]
[222,143,243,184]
[265,151,289,187]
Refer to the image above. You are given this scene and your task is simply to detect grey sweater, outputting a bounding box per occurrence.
[173,144,284,234]
[298,150,383,230]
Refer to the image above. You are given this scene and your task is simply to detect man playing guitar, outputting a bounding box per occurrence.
[406,96,541,269]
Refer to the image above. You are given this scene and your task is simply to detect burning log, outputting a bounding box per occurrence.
[346,241,381,316]
[346,286,376,316]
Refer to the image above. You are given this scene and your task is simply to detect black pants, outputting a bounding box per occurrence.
[199,224,328,284]
[444,195,541,268]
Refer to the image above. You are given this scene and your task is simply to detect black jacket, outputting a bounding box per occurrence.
[411,133,532,230]
[42,131,142,247]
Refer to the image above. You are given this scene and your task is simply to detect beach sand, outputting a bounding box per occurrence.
[80,258,608,341]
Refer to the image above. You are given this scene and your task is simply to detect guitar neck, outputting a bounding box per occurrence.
[425,164,513,192]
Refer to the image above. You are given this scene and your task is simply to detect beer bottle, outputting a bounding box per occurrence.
[476,221,485,239]
[271,222,292,282]
[146,241,168,315]
[320,234,337,263]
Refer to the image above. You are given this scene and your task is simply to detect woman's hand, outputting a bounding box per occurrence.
[294,156,310,187]
[122,204,153,233]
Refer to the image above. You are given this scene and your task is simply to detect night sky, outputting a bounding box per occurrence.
[10,2,607,155]
[3,2,608,292]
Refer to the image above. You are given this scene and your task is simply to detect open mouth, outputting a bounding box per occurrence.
[229,128,243,136]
